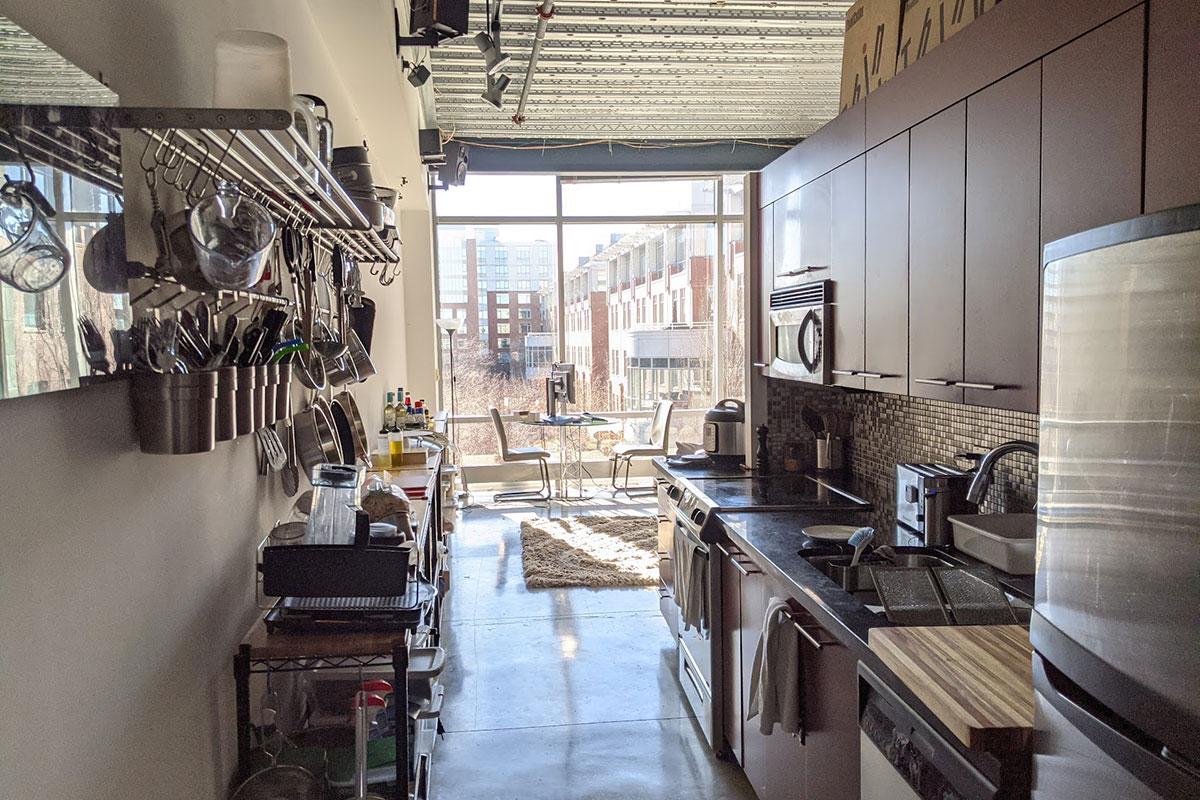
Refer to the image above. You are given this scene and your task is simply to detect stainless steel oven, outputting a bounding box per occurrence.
[767,280,831,383]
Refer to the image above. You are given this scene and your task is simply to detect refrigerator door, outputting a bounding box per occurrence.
[1036,205,1200,765]
[1033,656,1200,800]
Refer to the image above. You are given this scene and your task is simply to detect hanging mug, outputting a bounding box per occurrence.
[0,179,71,293]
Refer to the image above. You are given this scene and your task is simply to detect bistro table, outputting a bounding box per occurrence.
[519,415,611,500]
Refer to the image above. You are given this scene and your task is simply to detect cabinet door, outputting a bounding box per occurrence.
[799,614,861,800]
[1145,0,1200,213]
[1041,7,1145,246]
[719,545,745,766]
[864,132,910,395]
[800,173,832,277]
[773,188,803,286]
[740,570,807,800]
[908,101,966,403]
[965,61,1042,412]
[830,156,866,389]
[759,201,776,363]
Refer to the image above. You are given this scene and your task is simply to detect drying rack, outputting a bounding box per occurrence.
[0,104,401,266]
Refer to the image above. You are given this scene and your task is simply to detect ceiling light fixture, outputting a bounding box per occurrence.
[473,31,511,75]
[480,73,512,109]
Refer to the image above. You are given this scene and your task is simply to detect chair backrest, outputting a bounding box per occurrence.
[489,407,511,458]
[648,399,674,449]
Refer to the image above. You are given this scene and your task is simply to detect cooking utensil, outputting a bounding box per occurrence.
[82,212,132,294]
[821,411,841,439]
[344,329,376,382]
[281,412,300,497]
[257,425,287,472]
[332,390,369,461]
[329,399,358,466]
[353,691,388,800]
[847,526,876,567]
[229,686,323,800]
[77,316,110,375]
[800,406,825,439]
[293,397,342,471]
[801,524,861,543]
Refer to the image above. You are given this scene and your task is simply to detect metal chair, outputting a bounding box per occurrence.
[489,407,551,502]
[610,399,674,494]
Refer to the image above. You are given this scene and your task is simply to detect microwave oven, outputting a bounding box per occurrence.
[767,280,831,383]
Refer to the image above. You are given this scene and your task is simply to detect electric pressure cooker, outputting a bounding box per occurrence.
[702,398,746,464]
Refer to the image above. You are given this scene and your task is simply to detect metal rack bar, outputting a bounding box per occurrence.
[0,104,401,264]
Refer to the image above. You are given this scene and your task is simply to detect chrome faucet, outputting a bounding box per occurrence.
[966,440,1038,505]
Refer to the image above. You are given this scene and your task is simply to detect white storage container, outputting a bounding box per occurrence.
[949,513,1037,575]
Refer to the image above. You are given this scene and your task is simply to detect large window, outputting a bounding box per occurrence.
[435,175,747,464]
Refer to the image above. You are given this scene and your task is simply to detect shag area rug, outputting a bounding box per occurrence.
[519,514,659,589]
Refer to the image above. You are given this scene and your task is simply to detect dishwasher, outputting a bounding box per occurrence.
[858,663,1001,800]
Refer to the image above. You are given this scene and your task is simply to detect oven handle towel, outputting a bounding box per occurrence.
[747,598,805,737]
[671,528,709,632]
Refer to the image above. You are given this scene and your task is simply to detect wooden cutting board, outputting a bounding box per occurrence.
[868,624,1034,753]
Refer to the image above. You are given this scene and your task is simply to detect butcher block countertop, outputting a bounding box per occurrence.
[868,625,1035,754]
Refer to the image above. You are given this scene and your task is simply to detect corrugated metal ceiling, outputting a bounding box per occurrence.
[428,1,852,140]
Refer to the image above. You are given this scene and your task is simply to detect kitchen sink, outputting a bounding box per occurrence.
[799,546,963,594]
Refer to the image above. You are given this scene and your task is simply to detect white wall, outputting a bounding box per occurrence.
[0,0,432,795]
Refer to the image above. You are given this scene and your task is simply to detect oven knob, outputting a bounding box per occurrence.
[691,509,706,526]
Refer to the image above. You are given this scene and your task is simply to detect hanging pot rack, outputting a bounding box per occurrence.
[0,103,401,266]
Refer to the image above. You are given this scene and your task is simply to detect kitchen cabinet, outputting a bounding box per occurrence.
[864,132,910,395]
[759,201,776,362]
[799,173,832,279]
[719,543,747,765]
[1040,7,1145,247]
[964,62,1042,412]
[772,188,803,287]
[1145,0,1200,213]
[830,156,866,390]
[739,566,807,800]
[908,102,966,403]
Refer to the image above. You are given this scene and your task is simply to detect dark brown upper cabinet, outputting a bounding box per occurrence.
[1145,0,1200,213]
[908,102,966,403]
[1041,7,1145,247]
[864,132,910,395]
[799,173,832,279]
[759,201,776,362]
[965,61,1042,413]
[830,156,867,390]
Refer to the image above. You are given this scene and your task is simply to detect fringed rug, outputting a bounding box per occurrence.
[519,514,659,589]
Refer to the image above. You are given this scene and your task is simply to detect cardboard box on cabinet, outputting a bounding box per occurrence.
[839,0,904,112]
[897,0,1000,73]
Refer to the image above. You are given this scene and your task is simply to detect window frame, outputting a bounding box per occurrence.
[431,173,746,414]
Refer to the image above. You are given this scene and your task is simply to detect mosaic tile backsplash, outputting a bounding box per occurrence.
[765,379,1039,527]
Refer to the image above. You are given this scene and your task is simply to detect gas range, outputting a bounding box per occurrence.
[669,474,872,539]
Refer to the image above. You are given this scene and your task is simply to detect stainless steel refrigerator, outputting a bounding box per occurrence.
[1034,204,1200,799]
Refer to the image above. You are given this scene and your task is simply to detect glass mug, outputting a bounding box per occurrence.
[0,180,71,293]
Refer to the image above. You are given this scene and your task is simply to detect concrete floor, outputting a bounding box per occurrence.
[433,494,756,800]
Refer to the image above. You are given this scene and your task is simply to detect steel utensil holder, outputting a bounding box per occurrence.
[214,365,238,441]
[235,366,257,436]
[131,371,218,454]
[274,363,292,421]
[252,365,268,430]
[263,363,279,425]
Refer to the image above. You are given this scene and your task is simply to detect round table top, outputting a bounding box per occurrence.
[517,415,612,427]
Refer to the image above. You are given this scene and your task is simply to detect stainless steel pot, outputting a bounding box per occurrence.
[345,329,376,382]
[293,396,342,471]
[332,389,369,461]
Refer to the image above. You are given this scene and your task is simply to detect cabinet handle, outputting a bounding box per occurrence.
[958,381,1006,391]
[752,362,769,368]
[913,377,957,386]
[859,371,890,380]
[780,265,829,277]
[731,558,761,577]
[789,617,839,650]
[831,369,859,376]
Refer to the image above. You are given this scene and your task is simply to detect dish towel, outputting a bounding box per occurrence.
[671,527,709,633]
[746,597,805,737]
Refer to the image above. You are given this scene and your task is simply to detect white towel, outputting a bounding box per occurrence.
[746,597,804,736]
[671,527,709,633]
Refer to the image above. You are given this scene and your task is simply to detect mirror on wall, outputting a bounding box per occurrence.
[0,14,126,399]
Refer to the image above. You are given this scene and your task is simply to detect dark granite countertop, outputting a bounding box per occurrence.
[652,455,753,481]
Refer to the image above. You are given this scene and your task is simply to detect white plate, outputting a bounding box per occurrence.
[801,524,861,542]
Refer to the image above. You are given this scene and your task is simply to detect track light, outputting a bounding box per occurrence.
[473,31,511,75]
[407,62,431,88]
[481,73,511,110]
